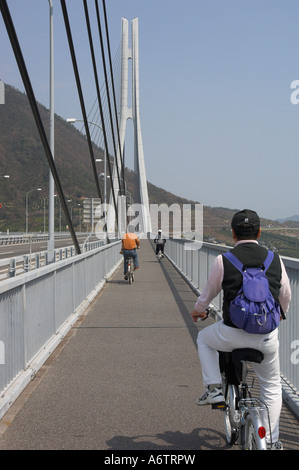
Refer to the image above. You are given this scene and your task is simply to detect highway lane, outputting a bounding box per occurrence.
[0,234,103,279]
[0,234,99,260]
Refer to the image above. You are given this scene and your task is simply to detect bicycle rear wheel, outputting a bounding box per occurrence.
[244,412,267,450]
[224,382,239,445]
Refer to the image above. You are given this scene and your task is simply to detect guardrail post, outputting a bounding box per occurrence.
[35,253,40,269]
[9,259,16,277]
[24,255,29,273]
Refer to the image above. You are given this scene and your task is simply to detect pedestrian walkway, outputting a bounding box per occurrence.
[0,239,298,450]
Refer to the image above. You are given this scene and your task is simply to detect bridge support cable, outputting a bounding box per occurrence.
[94,0,123,195]
[82,0,118,227]
[60,0,103,204]
[102,0,126,195]
[0,0,81,255]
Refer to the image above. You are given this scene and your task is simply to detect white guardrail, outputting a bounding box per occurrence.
[0,239,122,419]
[0,233,68,245]
[165,238,299,419]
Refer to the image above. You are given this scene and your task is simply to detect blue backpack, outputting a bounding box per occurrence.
[223,250,281,334]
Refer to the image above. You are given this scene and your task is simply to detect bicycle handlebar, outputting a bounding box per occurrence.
[199,306,218,321]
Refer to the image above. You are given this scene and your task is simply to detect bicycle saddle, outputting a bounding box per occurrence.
[232,348,264,364]
[219,348,264,385]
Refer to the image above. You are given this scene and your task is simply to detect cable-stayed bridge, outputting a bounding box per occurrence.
[0,0,298,451]
[1,0,151,251]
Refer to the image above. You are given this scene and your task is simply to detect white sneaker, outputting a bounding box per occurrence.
[267,441,283,450]
[197,386,224,406]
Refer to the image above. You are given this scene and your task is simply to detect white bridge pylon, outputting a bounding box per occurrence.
[107,17,152,236]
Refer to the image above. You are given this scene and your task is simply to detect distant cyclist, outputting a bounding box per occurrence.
[121,230,140,280]
[154,229,166,257]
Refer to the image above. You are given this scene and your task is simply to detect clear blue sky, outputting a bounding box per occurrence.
[1,0,299,220]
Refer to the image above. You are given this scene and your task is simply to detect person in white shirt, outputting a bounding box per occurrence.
[154,229,166,256]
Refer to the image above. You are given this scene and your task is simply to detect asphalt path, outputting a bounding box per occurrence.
[0,239,298,451]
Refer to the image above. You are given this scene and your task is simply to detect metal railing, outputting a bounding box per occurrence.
[0,239,122,419]
[165,238,299,419]
[0,239,104,280]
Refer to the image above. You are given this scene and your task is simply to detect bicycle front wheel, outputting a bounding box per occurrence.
[244,413,267,450]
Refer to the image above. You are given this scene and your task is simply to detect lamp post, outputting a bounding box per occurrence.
[42,196,47,233]
[71,203,81,222]
[67,118,122,237]
[47,0,55,262]
[98,171,109,206]
[67,118,107,203]
[25,188,42,233]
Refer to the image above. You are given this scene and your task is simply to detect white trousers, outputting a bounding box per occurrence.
[197,321,282,443]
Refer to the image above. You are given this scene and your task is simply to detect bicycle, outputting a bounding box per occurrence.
[203,308,272,450]
[157,248,162,262]
[217,347,273,450]
[126,256,135,284]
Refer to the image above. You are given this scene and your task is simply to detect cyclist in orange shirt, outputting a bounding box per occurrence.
[122,231,140,280]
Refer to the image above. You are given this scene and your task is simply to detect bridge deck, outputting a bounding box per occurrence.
[0,239,298,450]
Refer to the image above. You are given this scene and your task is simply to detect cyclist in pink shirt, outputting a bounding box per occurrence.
[191,209,291,450]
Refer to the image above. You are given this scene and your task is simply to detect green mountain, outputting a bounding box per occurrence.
[0,84,199,233]
[1,85,299,258]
